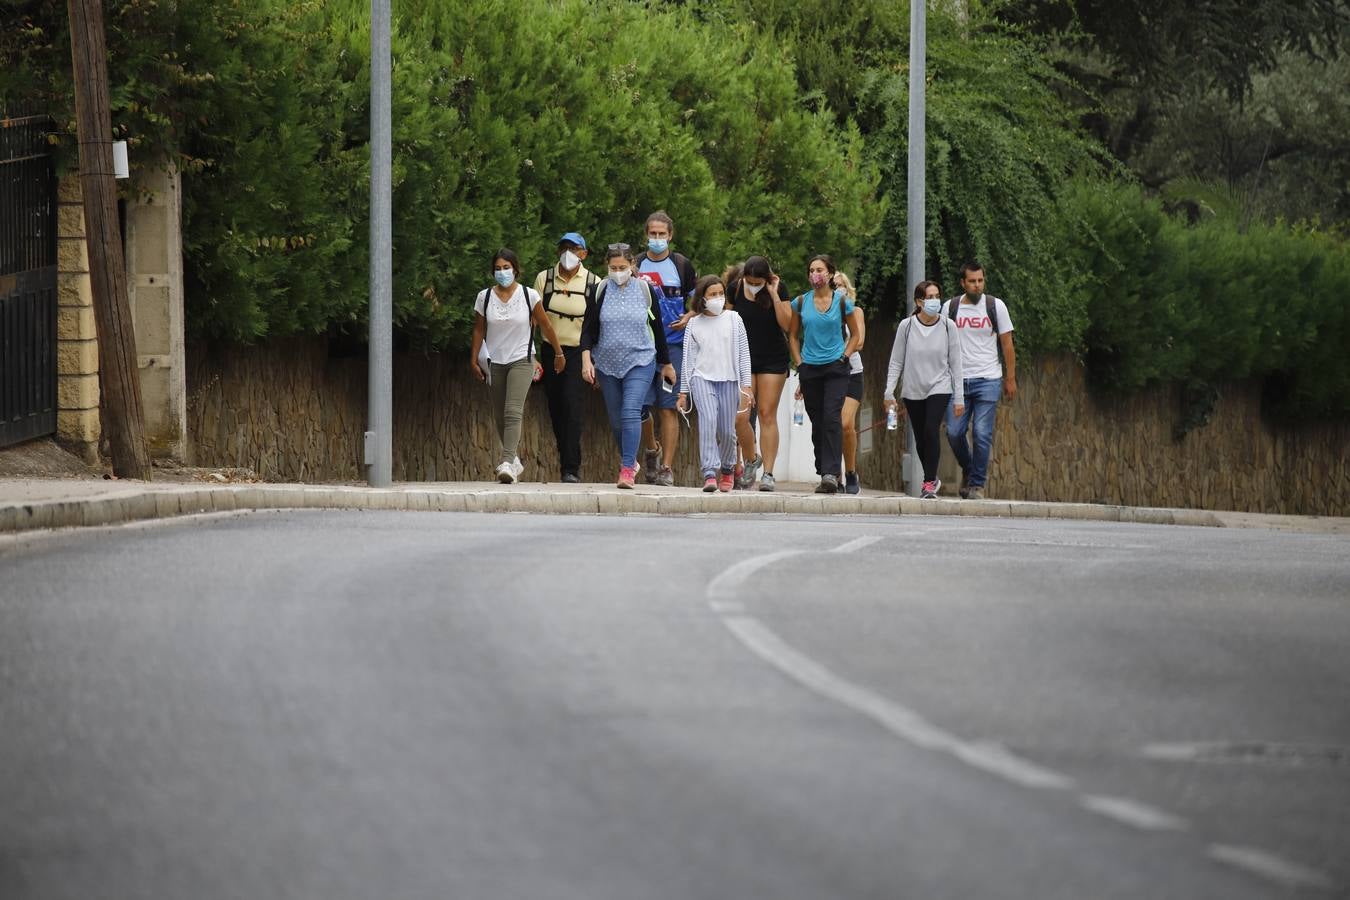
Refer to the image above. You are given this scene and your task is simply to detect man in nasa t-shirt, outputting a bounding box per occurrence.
[945,260,1017,500]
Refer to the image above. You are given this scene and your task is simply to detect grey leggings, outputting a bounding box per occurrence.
[490,358,534,465]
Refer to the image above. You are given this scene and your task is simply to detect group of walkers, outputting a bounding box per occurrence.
[471,210,1016,498]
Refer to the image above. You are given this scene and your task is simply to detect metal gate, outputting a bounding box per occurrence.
[0,115,58,448]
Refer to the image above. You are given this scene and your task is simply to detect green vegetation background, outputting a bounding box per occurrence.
[3,0,1346,420]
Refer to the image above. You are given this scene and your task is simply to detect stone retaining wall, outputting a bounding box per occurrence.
[187,334,1350,516]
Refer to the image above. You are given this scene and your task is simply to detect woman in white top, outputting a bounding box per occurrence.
[883,281,965,499]
[678,275,752,492]
[470,248,565,484]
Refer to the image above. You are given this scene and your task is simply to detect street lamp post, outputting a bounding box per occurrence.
[903,0,926,497]
[366,0,393,487]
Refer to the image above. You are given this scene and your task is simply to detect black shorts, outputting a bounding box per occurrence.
[749,357,790,376]
[845,372,864,402]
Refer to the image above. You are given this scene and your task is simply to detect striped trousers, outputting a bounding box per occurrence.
[689,377,741,477]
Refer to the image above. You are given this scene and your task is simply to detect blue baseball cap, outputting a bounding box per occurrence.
[558,232,587,249]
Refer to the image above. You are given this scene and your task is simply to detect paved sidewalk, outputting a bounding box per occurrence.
[2,477,1347,537]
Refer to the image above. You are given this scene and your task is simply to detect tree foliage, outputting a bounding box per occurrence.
[3,0,881,346]
[1062,180,1350,419]
[3,0,1349,422]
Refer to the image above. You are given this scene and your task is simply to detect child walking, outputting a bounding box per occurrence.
[678,276,752,492]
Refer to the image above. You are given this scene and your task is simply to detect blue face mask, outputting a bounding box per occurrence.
[648,238,669,255]
[494,268,514,288]
[922,297,942,317]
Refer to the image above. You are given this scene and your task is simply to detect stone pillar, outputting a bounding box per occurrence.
[124,163,187,459]
[55,176,101,465]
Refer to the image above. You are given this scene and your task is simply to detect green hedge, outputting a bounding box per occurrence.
[183,0,882,346]
[5,0,1348,422]
[1062,181,1350,420]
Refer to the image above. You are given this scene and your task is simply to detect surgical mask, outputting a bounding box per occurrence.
[494,268,514,288]
[559,250,580,271]
[745,282,764,297]
[648,238,669,255]
[610,268,632,286]
[922,297,942,317]
[809,272,828,288]
[705,296,725,315]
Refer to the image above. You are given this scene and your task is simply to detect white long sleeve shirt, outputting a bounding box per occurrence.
[884,314,964,405]
[681,311,752,388]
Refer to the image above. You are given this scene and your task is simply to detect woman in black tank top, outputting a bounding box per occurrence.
[725,255,793,491]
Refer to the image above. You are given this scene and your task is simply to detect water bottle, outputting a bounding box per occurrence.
[886,404,899,431]
[792,397,805,426]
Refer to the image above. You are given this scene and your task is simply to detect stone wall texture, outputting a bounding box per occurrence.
[55,175,100,463]
[187,333,1350,516]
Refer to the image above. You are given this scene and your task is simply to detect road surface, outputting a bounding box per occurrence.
[2,510,1347,898]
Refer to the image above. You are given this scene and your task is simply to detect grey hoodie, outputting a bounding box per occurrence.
[883,314,964,406]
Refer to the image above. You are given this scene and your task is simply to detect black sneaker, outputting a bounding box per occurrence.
[958,468,970,499]
[844,471,860,494]
[562,473,580,484]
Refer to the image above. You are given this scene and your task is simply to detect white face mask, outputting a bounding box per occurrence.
[560,250,580,271]
[922,297,942,317]
[705,296,725,315]
[610,268,632,286]
[745,282,764,297]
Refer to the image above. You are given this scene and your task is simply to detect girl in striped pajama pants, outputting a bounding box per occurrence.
[679,276,753,493]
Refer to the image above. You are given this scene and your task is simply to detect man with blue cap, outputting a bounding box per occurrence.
[533,232,600,482]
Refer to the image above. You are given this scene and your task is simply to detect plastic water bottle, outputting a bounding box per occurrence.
[886,404,899,431]
[792,397,805,426]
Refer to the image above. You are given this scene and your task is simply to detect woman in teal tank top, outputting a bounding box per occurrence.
[788,254,864,493]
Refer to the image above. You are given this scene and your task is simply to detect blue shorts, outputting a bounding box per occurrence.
[651,343,683,410]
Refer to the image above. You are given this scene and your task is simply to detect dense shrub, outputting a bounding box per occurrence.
[4,0,1348,421]
[1062,181,1350,419]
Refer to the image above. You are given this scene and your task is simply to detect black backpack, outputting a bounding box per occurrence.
[946,294,1003,335]
[539,267,599,319]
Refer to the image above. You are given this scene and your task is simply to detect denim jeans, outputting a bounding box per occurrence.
[945,377,1001,488]
[598,361,656,469]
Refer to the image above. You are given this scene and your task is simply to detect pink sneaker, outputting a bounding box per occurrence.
[718,472,734,492]
[921,480,939,499]
[702,476,718,492]
[617,466,636,489]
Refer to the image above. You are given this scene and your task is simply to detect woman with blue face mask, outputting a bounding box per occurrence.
[580,244,676,489]
[470,249,565,484]
[883,281,965,499]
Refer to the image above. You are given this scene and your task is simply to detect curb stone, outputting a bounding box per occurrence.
[0,484,1342,537]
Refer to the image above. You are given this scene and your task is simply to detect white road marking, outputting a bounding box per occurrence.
[720,614,1073,789]
[704,540,1339,894]
[706,549,803,601]
[721,615,959,751]
[1207,844,1334,891]
[830,535,883,554]
[952,741,1075,790]
[1080,794,1187,831]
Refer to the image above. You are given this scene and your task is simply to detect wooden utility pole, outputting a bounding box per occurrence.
[67,0,150,479]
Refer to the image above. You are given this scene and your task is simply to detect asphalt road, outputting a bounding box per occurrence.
[2,510,1348,899]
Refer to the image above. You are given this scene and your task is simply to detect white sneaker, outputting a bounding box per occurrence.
[495,462,516,484]
[511,456,524,479]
